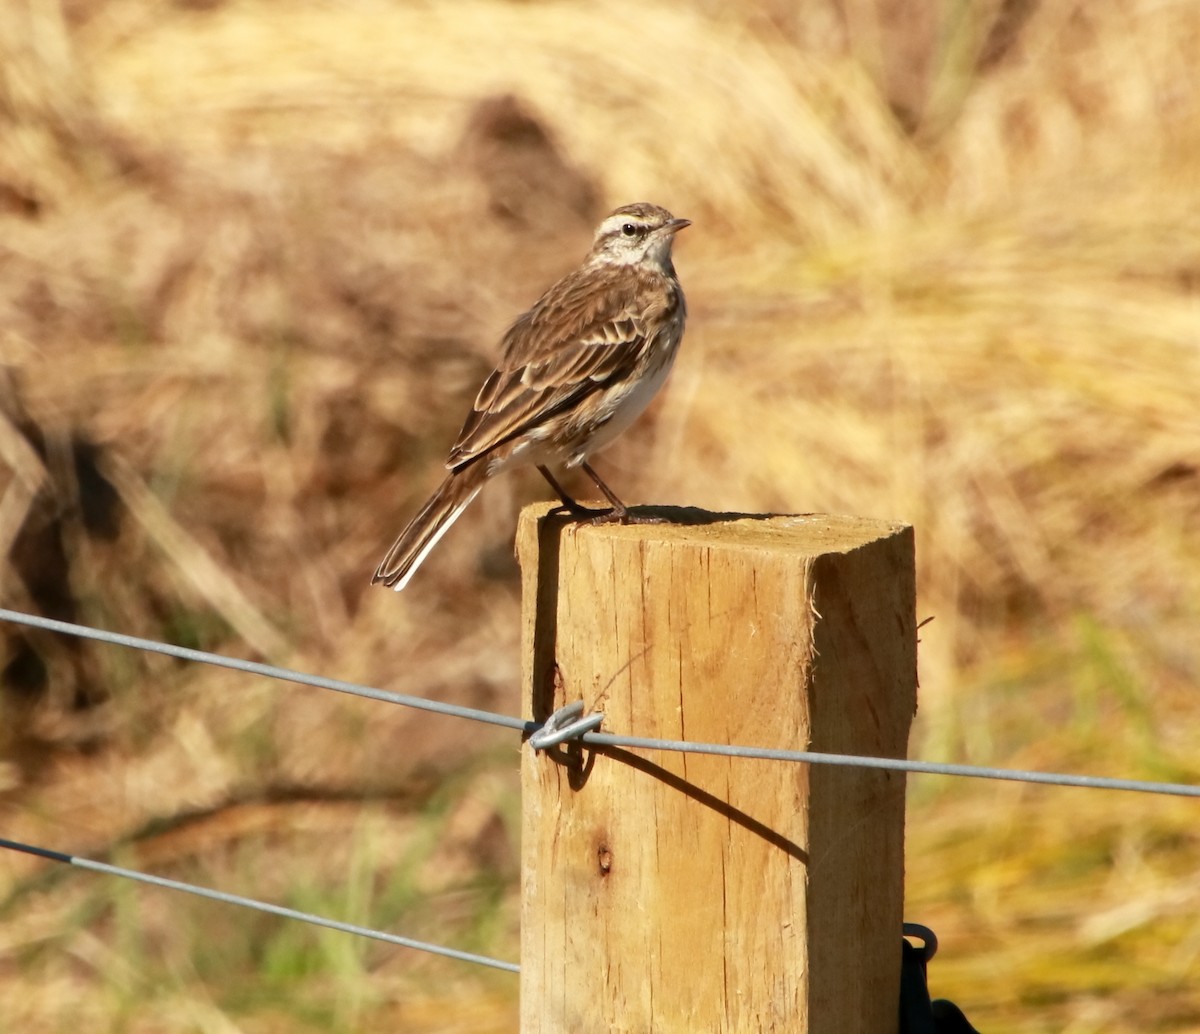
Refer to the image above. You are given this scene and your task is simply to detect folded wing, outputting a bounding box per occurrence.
[446,270,673,469]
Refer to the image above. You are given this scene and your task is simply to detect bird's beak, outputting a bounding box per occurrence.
[665,218,691,234]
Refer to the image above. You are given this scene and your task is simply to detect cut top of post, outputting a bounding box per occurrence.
[522,504,910,553]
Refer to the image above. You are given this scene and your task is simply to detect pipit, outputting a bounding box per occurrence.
[373,202,689,591]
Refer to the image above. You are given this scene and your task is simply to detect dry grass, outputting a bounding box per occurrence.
[2,0,1200,1030]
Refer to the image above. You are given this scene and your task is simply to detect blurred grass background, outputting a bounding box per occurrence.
[1,0,1199,1030]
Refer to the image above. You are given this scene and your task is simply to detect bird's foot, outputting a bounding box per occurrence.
[550,501,611,520]
[583,507,668,527]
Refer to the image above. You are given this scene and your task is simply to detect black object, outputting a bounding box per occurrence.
[899,924,981,1034]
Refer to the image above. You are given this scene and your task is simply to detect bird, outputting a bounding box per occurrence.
[372,201,690,591]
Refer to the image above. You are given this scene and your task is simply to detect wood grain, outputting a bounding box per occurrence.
[517,504,916,1034]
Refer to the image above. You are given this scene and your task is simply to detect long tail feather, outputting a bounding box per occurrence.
[372,464,489,591]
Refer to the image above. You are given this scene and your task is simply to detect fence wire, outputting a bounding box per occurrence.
[1,605,1196,977]
[1,607,1195,797]
[0,607,528,732]
[0,836,519,972]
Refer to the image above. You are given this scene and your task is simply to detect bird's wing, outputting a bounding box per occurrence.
[446,270,675,468]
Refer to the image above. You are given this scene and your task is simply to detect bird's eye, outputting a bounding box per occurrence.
[621,223,638,237]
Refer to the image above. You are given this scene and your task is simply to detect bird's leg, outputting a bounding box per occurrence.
[580,462,626,516]
[579,462,666,525]
[537,465,607,518]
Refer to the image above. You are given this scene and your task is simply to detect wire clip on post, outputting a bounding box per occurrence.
[528,701,605,751]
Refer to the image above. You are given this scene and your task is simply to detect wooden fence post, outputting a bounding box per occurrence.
[517,503,917,1034]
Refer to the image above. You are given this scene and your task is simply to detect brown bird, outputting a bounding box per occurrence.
[373,202,689,591]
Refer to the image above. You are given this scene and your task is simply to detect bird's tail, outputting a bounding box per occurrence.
[372,463,490,591]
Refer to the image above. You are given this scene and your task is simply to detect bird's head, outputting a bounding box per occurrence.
[587,203,690,271]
